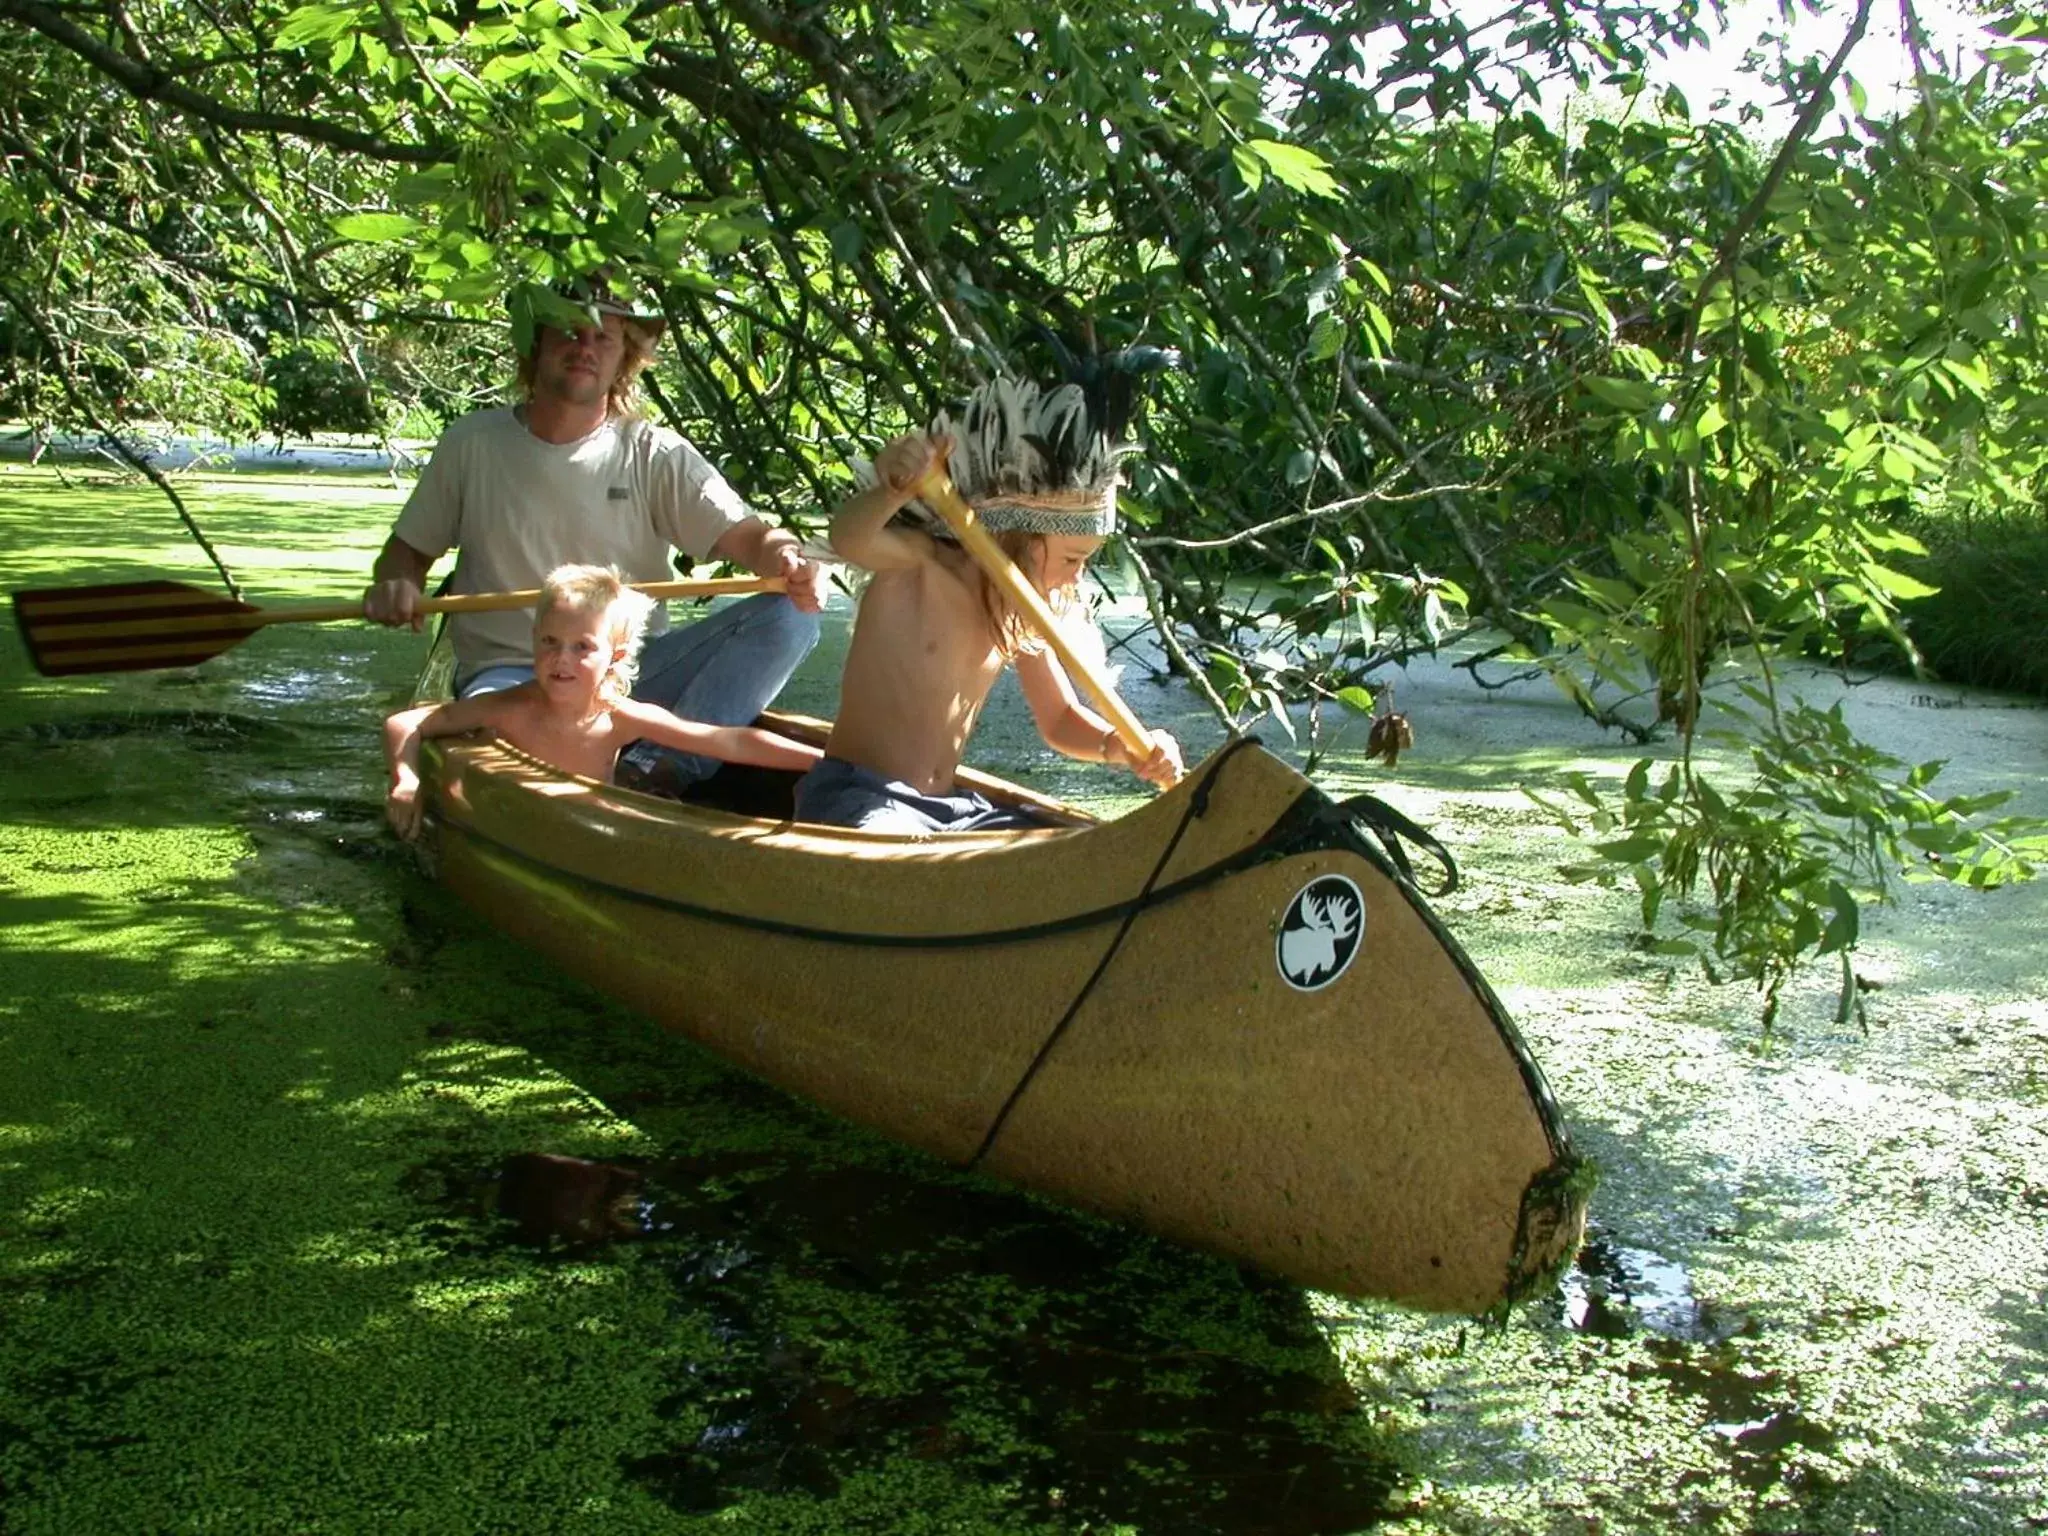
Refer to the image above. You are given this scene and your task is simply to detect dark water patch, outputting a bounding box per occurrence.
[1551,1228,1745,1344]
[494,1152,649,1248]
[415,1146,1400,1533]
[0,709,297,749]
[245,794,388,842]
[232,798,412,911]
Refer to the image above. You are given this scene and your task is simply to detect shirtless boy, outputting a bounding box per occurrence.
[796,381,1182,836]
[384,564,821,838]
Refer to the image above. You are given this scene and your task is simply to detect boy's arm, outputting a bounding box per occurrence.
[611,700,825,773]
[381,694,511,837]
[1014,646,1185,788]
[829,433,948,572]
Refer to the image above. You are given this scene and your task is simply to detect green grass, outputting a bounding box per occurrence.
[1899,512,2048,696]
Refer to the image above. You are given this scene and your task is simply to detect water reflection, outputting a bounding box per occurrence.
[1553,1227,1744,1344]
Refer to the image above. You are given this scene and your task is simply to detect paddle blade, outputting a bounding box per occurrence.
[12,580,261,676]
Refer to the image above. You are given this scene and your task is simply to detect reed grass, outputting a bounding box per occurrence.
[1899,510,2048,697]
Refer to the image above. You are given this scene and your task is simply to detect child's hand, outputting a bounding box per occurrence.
[1127,729,1184,788]
[875,432,950,494]
[387,770,425,840]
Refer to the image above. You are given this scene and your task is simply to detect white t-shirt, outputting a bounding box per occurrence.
[393,408,751,672]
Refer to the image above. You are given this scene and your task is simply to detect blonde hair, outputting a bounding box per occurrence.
[516,317,661,418]
[981,530,1093,661]
[537,564,656,704]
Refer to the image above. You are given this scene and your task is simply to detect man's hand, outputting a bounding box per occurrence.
[365,536,434,630]
[774,541,822,613]
[364,576,425,630]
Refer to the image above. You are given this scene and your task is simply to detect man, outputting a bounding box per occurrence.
[362,273,821,792]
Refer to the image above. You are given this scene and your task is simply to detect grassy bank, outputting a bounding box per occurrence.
[1901,510,2048,697]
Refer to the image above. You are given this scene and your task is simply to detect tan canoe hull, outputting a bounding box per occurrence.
[422,730,1587,1313]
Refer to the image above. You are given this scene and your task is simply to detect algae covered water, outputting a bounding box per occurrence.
[1,466,2043,1533]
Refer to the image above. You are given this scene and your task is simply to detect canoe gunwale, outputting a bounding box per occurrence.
[432,741,1385,952]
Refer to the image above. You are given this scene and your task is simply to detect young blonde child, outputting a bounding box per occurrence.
[385,563,821,838]
[796,373,1182,835]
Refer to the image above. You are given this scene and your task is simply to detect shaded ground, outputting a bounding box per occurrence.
[1,465,2042,1533]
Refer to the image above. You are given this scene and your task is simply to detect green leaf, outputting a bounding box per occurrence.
[610,117,662,162]
[1230,144,1264,192]
[1863,563,1939,600]
[1336,686,1374,714]
[1820,882,1859,953]
[275,2,357,47]
[644,148,692,191]
[1247,140,1341,199]
[390,168,457,206]
[1594,835,1664,864]
[331,212,421,243]
[1358,300,1392,358]
[1306,312,1345,362]
[1985,11,2048,39]
[1583,376,1661,411]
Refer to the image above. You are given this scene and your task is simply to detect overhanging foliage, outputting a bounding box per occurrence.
[3,0,2045,1020]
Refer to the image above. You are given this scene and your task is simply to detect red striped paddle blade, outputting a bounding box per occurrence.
[12,580,266,676]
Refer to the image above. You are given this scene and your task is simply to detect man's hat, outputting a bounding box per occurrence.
[514,268,666,351]
[562,267,664,326]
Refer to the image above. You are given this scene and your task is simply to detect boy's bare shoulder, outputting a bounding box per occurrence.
[435,683,545,739]
[870,539,980,597]
[606,696,674,730]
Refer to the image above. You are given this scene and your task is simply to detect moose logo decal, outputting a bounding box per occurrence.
[1276,875,1365,992]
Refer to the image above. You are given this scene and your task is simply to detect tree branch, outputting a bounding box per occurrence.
[1,0,449,163]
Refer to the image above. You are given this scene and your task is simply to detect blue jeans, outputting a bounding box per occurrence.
[457,594,819,791]
[621,593,819,791]
[794,756,1052,834]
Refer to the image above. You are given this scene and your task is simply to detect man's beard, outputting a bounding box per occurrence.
[541,363,610,407]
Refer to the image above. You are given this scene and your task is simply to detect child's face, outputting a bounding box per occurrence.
[532,602,618,703]
[1028,535,1103,595]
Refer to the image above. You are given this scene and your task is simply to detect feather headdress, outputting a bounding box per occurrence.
[856,343,1178,539]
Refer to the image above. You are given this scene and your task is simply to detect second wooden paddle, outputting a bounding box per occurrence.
[13,575,782,677]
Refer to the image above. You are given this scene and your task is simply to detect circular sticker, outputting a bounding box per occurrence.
[1275,874,1366,992]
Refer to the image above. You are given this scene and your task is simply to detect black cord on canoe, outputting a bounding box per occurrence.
[1330,787,1459,898]
[966,736,1259,1170]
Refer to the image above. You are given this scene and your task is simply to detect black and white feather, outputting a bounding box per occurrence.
[853,344,1177,538]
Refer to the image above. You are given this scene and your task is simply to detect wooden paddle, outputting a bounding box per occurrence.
[12,575,783,677]
[913,466,1178,783]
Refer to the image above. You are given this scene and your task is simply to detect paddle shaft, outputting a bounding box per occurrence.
[913,469,1156,764]
[253,575,782,628]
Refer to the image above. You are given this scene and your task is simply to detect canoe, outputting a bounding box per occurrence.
[417,719,1589,1314]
